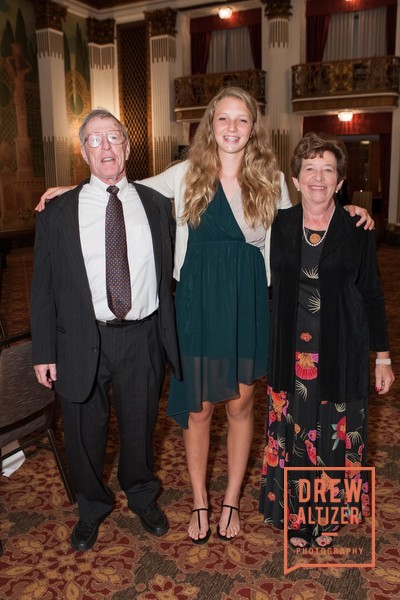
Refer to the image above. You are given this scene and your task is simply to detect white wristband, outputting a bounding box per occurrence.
[376,358,391,365]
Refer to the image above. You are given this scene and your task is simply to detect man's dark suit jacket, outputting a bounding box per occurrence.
[30,180,181,402]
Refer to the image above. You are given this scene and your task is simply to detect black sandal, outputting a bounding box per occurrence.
[190,508,211,545]
[217,504,239,541]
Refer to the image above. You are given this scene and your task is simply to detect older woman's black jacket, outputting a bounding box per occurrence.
[268,202,389,402]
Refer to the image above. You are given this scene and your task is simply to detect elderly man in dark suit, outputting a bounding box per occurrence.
[30,108,181,552]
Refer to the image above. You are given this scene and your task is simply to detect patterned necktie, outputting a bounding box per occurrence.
[105,185,131,320]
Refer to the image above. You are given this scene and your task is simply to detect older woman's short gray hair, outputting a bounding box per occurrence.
[291,131,348,181]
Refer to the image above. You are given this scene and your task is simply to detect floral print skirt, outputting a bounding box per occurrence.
[259,352,370,537]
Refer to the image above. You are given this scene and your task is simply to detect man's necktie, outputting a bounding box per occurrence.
[105,185,131,320]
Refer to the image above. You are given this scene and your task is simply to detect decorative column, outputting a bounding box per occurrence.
[33,0,70,186]
[87,18,119,117]
[144,8,179,174]
[261,0,293,189]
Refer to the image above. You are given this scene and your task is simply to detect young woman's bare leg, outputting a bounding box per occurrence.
[182,402,214,541]
[218,383,255,539]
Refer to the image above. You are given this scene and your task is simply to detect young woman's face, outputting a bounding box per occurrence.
[212,97,254,158]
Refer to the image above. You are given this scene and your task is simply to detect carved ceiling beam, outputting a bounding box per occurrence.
[144,8,177,38]
[260,0,293,20]
[87,18,115,45]
[32,0,67,31]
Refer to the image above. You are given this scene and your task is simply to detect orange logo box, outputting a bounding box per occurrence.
[283,466,375,574]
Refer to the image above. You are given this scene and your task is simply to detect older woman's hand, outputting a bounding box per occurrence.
[375,363,395,394]
[344,205,375,230]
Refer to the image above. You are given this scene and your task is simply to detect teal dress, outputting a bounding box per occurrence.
[167,183,270,428]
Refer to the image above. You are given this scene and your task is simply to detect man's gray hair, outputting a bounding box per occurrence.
[79,109,128,145]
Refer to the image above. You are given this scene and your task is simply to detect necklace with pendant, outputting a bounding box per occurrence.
[303,207,335,247]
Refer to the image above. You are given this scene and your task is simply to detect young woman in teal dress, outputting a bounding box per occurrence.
[144,88,285,543]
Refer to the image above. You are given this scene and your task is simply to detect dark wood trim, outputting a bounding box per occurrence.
[190,8,261,34]
[306,0,396,18]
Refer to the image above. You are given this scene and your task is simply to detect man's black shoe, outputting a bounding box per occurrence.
[136,501,169,537]
[70,519,102,552]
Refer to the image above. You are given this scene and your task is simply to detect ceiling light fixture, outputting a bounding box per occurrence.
[218,6,233,19]
[338,111,353,122]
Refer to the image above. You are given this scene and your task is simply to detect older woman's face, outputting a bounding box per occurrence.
[292,151,343,207]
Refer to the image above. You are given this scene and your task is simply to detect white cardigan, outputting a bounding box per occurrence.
[139,160,292,284]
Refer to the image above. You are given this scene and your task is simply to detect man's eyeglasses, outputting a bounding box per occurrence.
[84,130,126,148]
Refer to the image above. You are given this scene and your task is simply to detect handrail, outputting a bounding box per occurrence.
[174,69,266,113]
[291,55,400,99]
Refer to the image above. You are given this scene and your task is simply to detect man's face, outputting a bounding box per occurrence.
[81,116,130,184]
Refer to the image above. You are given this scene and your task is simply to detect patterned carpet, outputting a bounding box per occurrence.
[0,243,399,599]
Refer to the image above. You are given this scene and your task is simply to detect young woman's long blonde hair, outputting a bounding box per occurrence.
[181,87,281,229]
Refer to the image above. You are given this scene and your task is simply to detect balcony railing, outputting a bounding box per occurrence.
[174,70,266,122]
[292,56,400,111]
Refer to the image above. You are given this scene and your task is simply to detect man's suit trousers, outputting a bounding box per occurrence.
[59,313,165,523]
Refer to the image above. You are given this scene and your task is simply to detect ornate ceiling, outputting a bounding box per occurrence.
[80,0,149,8]
[71,0,258,17]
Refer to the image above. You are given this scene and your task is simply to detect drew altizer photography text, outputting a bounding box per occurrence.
[296,477,362,527]
[283,466,376,573]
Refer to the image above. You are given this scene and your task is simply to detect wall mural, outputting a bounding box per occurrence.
[0,0,43,235]
[0,0,91,236]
